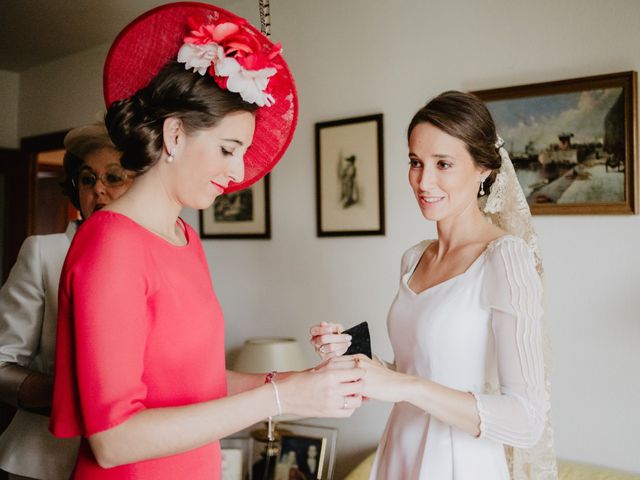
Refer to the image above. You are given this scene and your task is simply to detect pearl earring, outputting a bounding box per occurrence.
[167,149,175,163]
[479,179,485,196]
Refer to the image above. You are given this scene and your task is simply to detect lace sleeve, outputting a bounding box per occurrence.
[474,237,548,448]
[479,139,557,478]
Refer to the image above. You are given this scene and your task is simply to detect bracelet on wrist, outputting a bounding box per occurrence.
[264,370,281,441]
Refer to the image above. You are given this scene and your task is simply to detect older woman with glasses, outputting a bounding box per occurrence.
[63,127,134,220]
[0,123,134,480]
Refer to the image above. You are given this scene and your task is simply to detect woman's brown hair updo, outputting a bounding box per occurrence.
[407,91,502,195]
[105,61,258,173]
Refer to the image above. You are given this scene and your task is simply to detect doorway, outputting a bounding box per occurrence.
[0,130,73,478]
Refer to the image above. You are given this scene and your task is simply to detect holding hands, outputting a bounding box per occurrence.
[309,322,409,405]
[276,356,364,418]
[329,355,409,404]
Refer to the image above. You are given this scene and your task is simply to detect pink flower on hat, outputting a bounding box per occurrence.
[178,15,281,107]
[184,17,242,44]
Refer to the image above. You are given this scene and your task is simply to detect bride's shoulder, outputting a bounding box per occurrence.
[484,234,537,271]
[486,234,525,250]
[399,239,434,270]
[403,239,434,257]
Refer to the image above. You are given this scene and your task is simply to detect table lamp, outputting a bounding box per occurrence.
[232,337,309,480]
[233,336,308,375]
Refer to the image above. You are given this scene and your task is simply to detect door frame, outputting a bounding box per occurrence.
[0,148,34,281]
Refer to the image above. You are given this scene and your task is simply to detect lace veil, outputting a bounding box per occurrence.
[477,137,558,480]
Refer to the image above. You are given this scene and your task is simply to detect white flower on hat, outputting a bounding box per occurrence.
[215,56,276,107]
[177,42,224,75]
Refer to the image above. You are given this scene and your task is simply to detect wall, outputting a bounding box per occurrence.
[0,70,19,148]
[16,0,640,477]
[18,44,109,138]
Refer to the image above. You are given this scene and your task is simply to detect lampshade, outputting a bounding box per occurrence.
[232,337,308,374]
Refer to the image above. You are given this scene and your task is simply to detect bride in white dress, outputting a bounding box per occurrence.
[311,91,556,479]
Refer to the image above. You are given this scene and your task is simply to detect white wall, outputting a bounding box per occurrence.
[18,44,109,138]
[0,69,19,148]
[16,0,640,477]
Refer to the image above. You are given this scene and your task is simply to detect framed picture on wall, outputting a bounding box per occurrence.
[315,114,385,236]
[199,175,271,239]
[472,71,638,214]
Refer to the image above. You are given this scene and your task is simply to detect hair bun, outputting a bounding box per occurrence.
[105,90,162,173]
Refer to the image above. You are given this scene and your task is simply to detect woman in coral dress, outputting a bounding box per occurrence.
[51,4,364,479]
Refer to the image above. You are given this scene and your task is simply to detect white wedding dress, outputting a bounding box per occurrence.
[369,235,549,480]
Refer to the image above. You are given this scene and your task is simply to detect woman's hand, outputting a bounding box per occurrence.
[309,322,351,360]
[331,355,410,404]
[277,356,363,418]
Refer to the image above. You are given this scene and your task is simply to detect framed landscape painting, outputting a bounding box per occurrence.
[473,71,637,214]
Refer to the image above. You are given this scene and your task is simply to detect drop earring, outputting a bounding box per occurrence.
[479,179,485,196]
[167,149,175,163]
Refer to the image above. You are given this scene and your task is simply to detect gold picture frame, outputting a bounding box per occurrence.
[472,71,637,214]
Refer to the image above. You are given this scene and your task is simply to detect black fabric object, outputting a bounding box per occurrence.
[343,321,372,359]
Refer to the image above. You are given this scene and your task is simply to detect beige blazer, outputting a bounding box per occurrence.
[0,223,80,479]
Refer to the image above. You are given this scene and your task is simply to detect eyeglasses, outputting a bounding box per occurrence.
[74,166,132,189]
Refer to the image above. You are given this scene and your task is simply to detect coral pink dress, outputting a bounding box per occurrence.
[51,211,227,479]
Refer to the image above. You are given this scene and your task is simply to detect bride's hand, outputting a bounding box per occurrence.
[330,355,408,404]
[309,322,351,360]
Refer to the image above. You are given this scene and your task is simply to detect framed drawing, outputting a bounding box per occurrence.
[199,175,271,239]
[472,71,637,214]
[315,114,385,235]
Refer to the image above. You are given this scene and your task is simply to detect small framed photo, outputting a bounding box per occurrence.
[221,437,251,480]
[472,71,638,214]
[315,114,385,236]
[275,434,325,480]
[199,175,271,239]
[275,423,337,480]
[248,422,337,480]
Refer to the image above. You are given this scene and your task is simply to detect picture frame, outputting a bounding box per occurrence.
[221,437,252,480]
[248,422,338,480]
[315,114,385,235]
[199,175,271,239]
[472,71,637,214]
